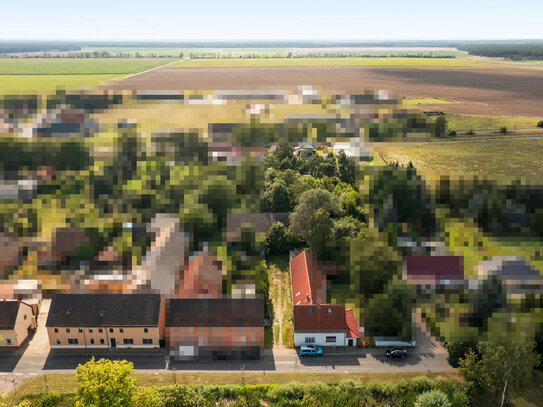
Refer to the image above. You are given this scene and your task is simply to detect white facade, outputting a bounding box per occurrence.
[295,331,356,347]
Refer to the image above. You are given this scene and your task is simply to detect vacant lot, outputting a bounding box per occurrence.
[107,65,543,116]
[170,57,485,68]
[375,138,543,179]
[0,58,176,74]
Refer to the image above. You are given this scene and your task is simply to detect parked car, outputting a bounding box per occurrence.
[385,347,407,359]
[299,345,323,356]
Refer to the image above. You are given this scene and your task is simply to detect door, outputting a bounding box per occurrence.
[110,338,116,348]
[348,339,354,346]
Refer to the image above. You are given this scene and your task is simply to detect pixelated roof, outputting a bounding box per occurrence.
[403,256,464,281]
[46,294,161,327]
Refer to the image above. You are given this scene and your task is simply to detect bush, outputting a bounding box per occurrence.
[40,391,65,407]
[446,341,478,368]
[414,390,451,407]
[131,387,164,407]
[499,126,508,134]
[411,376,435,393]
[267,381,306,402]
[448,129,457,137]
[160,384,204,407]
[449,391,470,407]
[537,120,543,128]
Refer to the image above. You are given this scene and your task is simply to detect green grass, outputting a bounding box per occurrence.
[0,74,122,94]
[512,371,543,407]
[377,138,543,179]
[445,113,541,131]
[403,97,457,105]
[0,57,176,74]
[168,57,487,68]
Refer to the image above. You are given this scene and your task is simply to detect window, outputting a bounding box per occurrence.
[66,328,70,333]
[326,336,336,343]
[100,339,105,345]
[142,339,153,345]
[305,337,315,343]
[144,328,148,333]
[123,339,134,345]
[98,328,103,333]
[109,328,114,333]
[56,339,60,345]
[90,339,95,345]
[119,328,124,333]
[68,339,78,344]
[88,328,93,333]
[78,327,83,333]
[327,308,332,314]
[7,339,12,345]
[308,308,313,314]
[54,328,59,333]
[24,314,27,320]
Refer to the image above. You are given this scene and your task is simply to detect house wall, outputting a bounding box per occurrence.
[167,326,264,350]
[294,331,347,347]
[47,326,160,349]
[0,302,35,347]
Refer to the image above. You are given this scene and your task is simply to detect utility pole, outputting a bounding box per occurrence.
[81,323,87,350]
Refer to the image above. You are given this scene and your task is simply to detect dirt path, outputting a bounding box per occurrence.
[267,259,293,349]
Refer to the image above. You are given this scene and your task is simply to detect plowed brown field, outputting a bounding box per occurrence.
[105,65,543,116]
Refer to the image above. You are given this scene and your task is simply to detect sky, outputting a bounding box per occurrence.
[2,0,543,42]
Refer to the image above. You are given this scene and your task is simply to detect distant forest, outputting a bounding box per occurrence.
[458,43,543,60]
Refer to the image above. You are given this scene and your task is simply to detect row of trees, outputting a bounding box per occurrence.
[459,43,543,60]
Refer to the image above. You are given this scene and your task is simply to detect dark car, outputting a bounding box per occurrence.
[385,347,407,359]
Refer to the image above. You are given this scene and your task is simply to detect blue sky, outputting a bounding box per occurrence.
[2,0,542,41]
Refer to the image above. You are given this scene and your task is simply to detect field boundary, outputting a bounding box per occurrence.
[119,58,183,80]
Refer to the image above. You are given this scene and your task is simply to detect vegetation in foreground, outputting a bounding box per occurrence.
[3,358,468,407]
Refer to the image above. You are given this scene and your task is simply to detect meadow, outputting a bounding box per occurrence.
[375,138,543,179]
[168,57,486,68]
[0,57,177,74]
[0,74,122,94]
[444,113,541,131]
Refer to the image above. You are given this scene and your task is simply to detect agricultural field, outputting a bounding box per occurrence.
[0,57,177,74]
[444,113,541,131]
[374,138,543,179]
[0,74,122,94]
[402,97,457,105]
[169,57,486,68]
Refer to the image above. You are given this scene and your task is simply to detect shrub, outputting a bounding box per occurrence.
[537,120,543,128]
[449,391,469,407]
[41,390,64,407]
[446,341,477,368]
[448,129,457,137]
[411,376,435,393]
[15,401,32,407]
[414,390,451,407]
[267,381,306,402]
[499,126,508,134]
[160,384,204,407]
[131,387,164,407]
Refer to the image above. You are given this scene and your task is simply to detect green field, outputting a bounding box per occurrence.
[168,57,487,68]
[445,113,541,131]
[403,97,457,105]
[0,58,176,74]
[0,74,122,94]
[376,138,543,179]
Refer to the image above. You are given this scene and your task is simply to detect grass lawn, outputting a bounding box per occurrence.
[169,57,487,68]
[267,255,294,348]
[0,58,176,75]
[0,74,122,94]
[375,138,543,179]
[7,371,461,403]
[445,113,541,131]
[402,97,457,105]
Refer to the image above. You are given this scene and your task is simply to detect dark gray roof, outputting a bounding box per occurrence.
[0,301,20,329]
[46,294,161,327]
[166,298,264,327]
[481,256,541,278]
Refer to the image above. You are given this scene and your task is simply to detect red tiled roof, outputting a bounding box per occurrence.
[293,304,347,332]
[403,256,464,282]
[290,251,327,305]
[345,309,360,338]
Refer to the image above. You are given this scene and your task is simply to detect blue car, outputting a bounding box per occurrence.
[299,345,323,356]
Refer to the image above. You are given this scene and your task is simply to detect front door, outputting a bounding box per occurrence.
[110,338,116,348]
[348,339,354,346]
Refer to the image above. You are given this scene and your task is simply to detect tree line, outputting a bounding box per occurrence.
[458,44,543,60]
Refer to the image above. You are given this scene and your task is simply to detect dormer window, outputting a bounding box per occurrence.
[308,308,313,314]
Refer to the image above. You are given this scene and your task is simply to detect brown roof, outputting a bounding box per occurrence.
[0,300,21,329]
[345,309,360,338]
[403,256,464,282]
[166,298,264,327]
[290,251,328,305]
[49,228,90,261]
[46,294,161,327]
[293,304,347,332]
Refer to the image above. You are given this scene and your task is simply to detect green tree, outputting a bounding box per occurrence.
[446,341,478,368]
[414,390,451,407]
[336,151,356,185]
[265,222,302,256]
[537,120,543,128]
[75,357,135,407]
[307,208,335,255]
[458,349,487,397]
[265,181,292,212]
[435,115,448,138]
[290,189,341,241]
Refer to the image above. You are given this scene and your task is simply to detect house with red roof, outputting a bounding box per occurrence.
[403,256,465,292]
[290,250,359,347]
